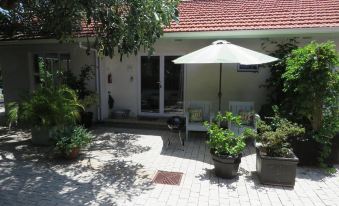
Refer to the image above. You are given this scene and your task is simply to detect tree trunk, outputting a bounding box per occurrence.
[311,100,323,131]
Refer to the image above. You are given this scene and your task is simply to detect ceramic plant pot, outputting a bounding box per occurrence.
[211,151,242,179]
[64,148,80,160]
[256,147,298,187]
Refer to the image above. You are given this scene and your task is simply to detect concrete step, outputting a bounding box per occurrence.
[99,117,169,130]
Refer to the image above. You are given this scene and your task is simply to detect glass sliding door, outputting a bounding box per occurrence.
[140,55,184,115]
[140,56,160,113]
[164,56,184,114]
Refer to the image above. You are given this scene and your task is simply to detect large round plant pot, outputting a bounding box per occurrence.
[211,151,242,179]
[256,147,298,187]
[289,137,320,166]
[31,127,55,146]
[329,134,339,164]
[81,112,93,128]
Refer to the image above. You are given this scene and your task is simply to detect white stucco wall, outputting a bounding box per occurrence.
[1,34,339,120]
[101,36,339,118]
[0,43,97,117]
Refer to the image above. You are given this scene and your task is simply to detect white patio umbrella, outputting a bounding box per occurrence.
[173,40,278,111]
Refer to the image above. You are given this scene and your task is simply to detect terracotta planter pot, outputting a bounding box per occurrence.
[256,147,298,187]
[64,148,80,160]
[211,151,242,179]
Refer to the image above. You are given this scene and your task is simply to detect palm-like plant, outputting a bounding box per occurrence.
[8,86,83,128]
[7,66,84,129]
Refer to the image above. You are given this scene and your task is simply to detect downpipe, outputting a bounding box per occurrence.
[79,42,102,121]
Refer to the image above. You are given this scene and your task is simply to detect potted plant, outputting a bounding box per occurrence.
[7,67,83,145]
[54,126,92,159]
[79,93,98,128]
[204,112,246,179]
[62,65,97,128]
[255,112,305,187]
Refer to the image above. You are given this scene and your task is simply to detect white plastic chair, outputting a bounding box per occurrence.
[228,101,258,135]
[185,101,212,140]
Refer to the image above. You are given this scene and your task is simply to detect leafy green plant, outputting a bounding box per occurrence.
[256,110,305,158]
[260,38,299,117]
[283,41,339,166]
[61,65,97,109]
[0,0,180,58]
[62,65,95,99]
[7,67,84,129]
[8,86,83,128]
[283,41,339,131]
[204,112,246,157]
[54,126,92,155]
[79,93,98,109]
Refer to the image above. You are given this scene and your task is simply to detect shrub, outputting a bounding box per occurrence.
[7,64,84,129]
[283,41,339,166]
[54,126,92,155]
[7,85,83,129]
[256,111,305,158]
[204,112,246,157]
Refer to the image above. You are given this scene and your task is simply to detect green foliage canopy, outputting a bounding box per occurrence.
[7,65,84,128]
[255,108,305,158]
[0,0,180,58]
[283,41,339,166]
[260,38,299,117]
[283,41,339,131]
[204,112,246,157]
[55,126,92,155]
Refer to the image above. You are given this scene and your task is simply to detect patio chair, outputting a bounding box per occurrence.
[185,101,212,140]
[228,101,259,135]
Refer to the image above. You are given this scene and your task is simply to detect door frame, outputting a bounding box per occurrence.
[137,53,186,117]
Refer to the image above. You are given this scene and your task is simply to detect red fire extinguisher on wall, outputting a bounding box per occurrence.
[108,73,112,84]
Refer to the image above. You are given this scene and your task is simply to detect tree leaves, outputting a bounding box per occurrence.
[283,41,339,131]
[0,0,180,58]
[204,112,246,156]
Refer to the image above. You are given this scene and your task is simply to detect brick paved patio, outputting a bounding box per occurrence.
[0,126,338,206]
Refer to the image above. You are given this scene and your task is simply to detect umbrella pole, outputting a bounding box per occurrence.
[218,63,222,111]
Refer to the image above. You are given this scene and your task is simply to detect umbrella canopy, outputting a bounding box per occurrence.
[173,40,278,65]
[173,40,278,111]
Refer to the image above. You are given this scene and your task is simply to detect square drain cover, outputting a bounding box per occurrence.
[152,170,183,185]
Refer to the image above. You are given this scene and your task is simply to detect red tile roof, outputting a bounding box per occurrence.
[1,0,339,41]
[164,0,339,32]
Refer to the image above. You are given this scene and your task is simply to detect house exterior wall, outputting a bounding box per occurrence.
[101,35,339,118]
[100,39,269,118]
[0,43,97,116]
[0,34,339,120]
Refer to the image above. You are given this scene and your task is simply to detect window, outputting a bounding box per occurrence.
[237,64,259,73]
[33,53,71,86]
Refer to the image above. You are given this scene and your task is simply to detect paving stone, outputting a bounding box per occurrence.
[0,127,338,206]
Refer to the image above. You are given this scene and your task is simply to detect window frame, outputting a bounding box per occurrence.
[32,53,71,87]
[237,64,259,73]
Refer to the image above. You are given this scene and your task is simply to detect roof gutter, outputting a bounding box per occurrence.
[0,37,91,46]
[162,27,339,39]
[1,27,339,45]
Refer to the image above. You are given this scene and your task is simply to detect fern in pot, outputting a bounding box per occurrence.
[7,67,84,145]
[255,111,305,187]
[204,112,246,178]
[54,126,92,159]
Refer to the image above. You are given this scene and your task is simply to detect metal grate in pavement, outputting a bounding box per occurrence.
[152,170,183,185]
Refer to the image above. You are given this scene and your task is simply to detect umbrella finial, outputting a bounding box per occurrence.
[212,40,229,45]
